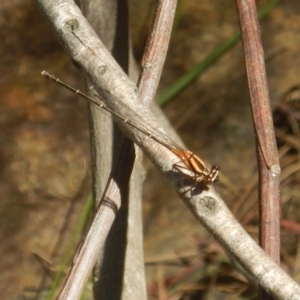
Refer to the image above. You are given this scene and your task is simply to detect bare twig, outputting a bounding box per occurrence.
[236,0,281,257]
[235,0,280,169]
[79,1,147,300]
[35,0,300,298]
[137,0,177,106]
[235,1,281,298]
[57,139,134,300]
[91,1,177,299]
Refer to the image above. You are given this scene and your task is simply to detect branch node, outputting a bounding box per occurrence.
[143,62,153,69]
[196,196,218,215]
[270,164,281,176]
[98,65,107,75]
[64,18,79,31]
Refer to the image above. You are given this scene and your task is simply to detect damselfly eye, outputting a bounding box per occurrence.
[209,165,220,183]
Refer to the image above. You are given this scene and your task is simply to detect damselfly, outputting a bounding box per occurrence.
[41,71,219,184]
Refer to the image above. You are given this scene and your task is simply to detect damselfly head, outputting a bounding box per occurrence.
[205,165,219,184]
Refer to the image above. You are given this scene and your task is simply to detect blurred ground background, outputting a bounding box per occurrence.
[0,0,300,299]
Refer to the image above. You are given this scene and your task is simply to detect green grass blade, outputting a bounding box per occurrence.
[158,0,281,106]
[46,193,94,300]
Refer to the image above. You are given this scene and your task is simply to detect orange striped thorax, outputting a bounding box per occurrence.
[172,149,219,184]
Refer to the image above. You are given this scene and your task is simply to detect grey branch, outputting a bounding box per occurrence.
[34,0,300,299]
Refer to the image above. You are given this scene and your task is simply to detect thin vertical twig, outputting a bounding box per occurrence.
[80,1,145,299]
[137,0,177,106]
[235,0,281,298]
[92,0,176,298]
